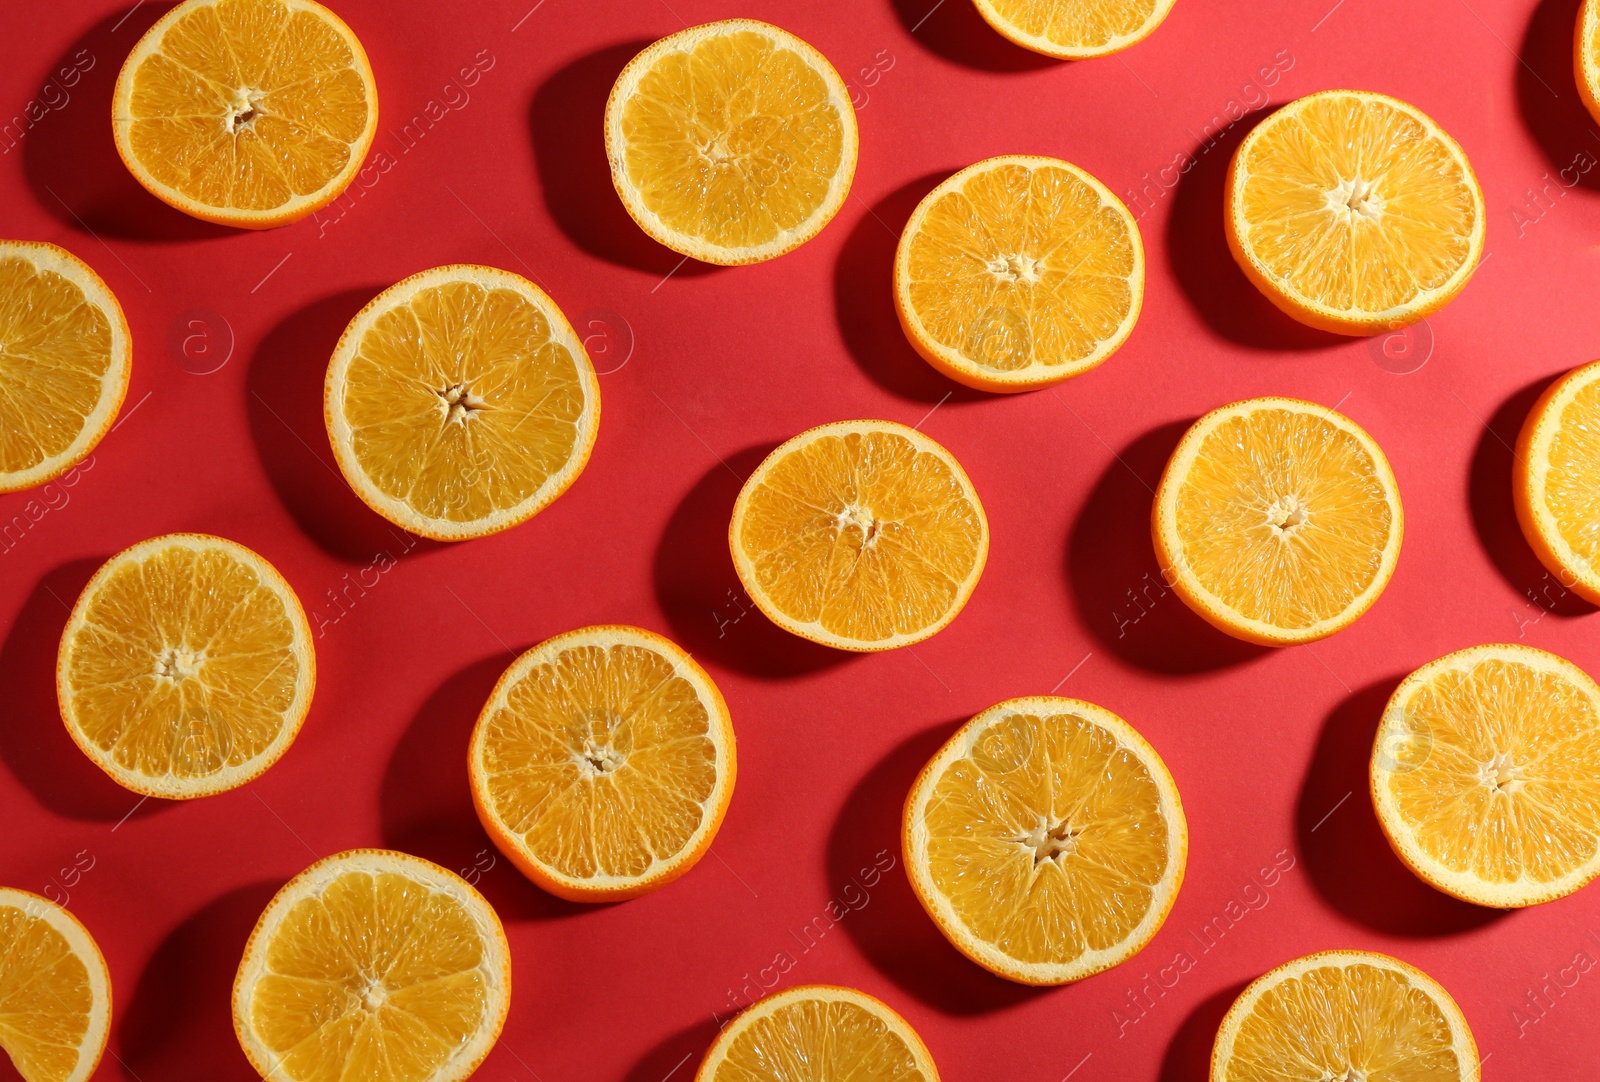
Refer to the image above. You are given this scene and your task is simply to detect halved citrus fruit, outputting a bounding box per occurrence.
[0,889,111,1082]
[1577,0,1600,124]
[1371,643,1600,907]
[972,0,1178,59]
[697,985,939,1082]
[894,155,1143,392]
[0,241,130,494]
[57,533,315,799]
[605,20,858,265]
[112,0,378,228]
[1153,397,1403,646]
[904,696,1185,985]
[730,419,988,651]
[324,264,600,541]
[234,849,511,1082]
[1514,360,1600,604]
[1226,90,1484,335]
[469,625,736,902]
[1212,951,1479,1082]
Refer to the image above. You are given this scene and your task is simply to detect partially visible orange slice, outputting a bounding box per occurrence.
[112,0,379,228]
[1577,0,1600,125]
[972,0,1178,59]
[1514,359,1600,604]
[0,889,111,1082]
[0,241,130,494]
[470,625,736,902]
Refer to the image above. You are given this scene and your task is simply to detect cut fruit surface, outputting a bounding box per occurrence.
[0,889,111,1082]
[1211,951,1478,1082]
[1226,90,1484,334]
[894,155,1143,392]
[112,0,379,228]
[0,241,130,493]
[1578,0,1600,126]
[470,625,736,901]
[696,984,939,1082]
[58,534,314,799]
[605,19,858,265]
[1514,360,1600,604]
[904,696,1185,985]
[234,849,510,1082]
[730,419,987,651]
[1371,644,1600,907]
[1153,397,1403,646]
[972,0,1178,59]
[324,265,600,541]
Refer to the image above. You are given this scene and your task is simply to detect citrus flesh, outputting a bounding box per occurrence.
[729,420,987,651]
[112,0,378,228]
[1153,397,1403,645]
[0,890,111,1082]
[904,696,1185,985]
[325,265,600,541]
[1514,360,1600,604]
[696,985,939,1082]
[1226,90,1484,334]
[1212,951,1478,1082]
[58,533,315,799]
[972,0,1178,59]
[894,155,1143,392]
[0,241,130,493]
[234,849,511,1082]
[1577,0,1600,126]
[470,625,736,902]
[605,20,858,265]
[1372,644,1600,907]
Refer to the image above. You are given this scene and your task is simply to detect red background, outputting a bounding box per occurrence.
[3,0,1598,1078]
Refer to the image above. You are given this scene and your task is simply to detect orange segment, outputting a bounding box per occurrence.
[112,0,379,228]
[1514,360,1600,604]
[1226,90,1484,335]
[605,20,858,265]
[324,265,600,542]
[0,241,130,493]
[903,696,1185,985]
[1212,951,1479,1082]
[57,533,315,799]
[469,625,736,902]
[972,0,1178,59]
[696,985,939,1082]
[894,155,1143,392]
[1153,397,1403,646]
[0,890,111,1082]
[233,850,511,1082]
[1371,644,1600,908]
[729,420,988,651]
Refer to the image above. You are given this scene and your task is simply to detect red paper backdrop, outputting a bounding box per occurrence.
[3,0,1599,1078]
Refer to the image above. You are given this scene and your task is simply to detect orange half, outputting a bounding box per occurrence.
[696,985,939,1082]
[0,890,111,1082]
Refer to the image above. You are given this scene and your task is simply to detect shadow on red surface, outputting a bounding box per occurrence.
[828,721,1045,1015]
[620,1016,721,1082]
[0,557,165,823]
[1295,678,1508,938]
[1066,420,1271,675]
[1156,978,1246,1082]
[1516,0,1600,192]
[888,0,1056,73]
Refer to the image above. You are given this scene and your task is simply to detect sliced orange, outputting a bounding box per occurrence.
[1371,644,1600,907]
[324,265,600,541]
[1515,360,1600,604]
[469,625,736,902]
[894,155,1143,392]
[0,241,130,494]
[1578,0,1600,124]
[972,0,1178,59]
[605,20,858,265]
[112,0,378,228]
[696,985,939,1082]
[1226,90,1484,335]
[57,533,315,799]
[730,420,988,651]
[903,696,1185,985]
[0,889,111,1082]
[1153,397,1403,646]
[1212,951,1479,1082]
[233,849,510,1082]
